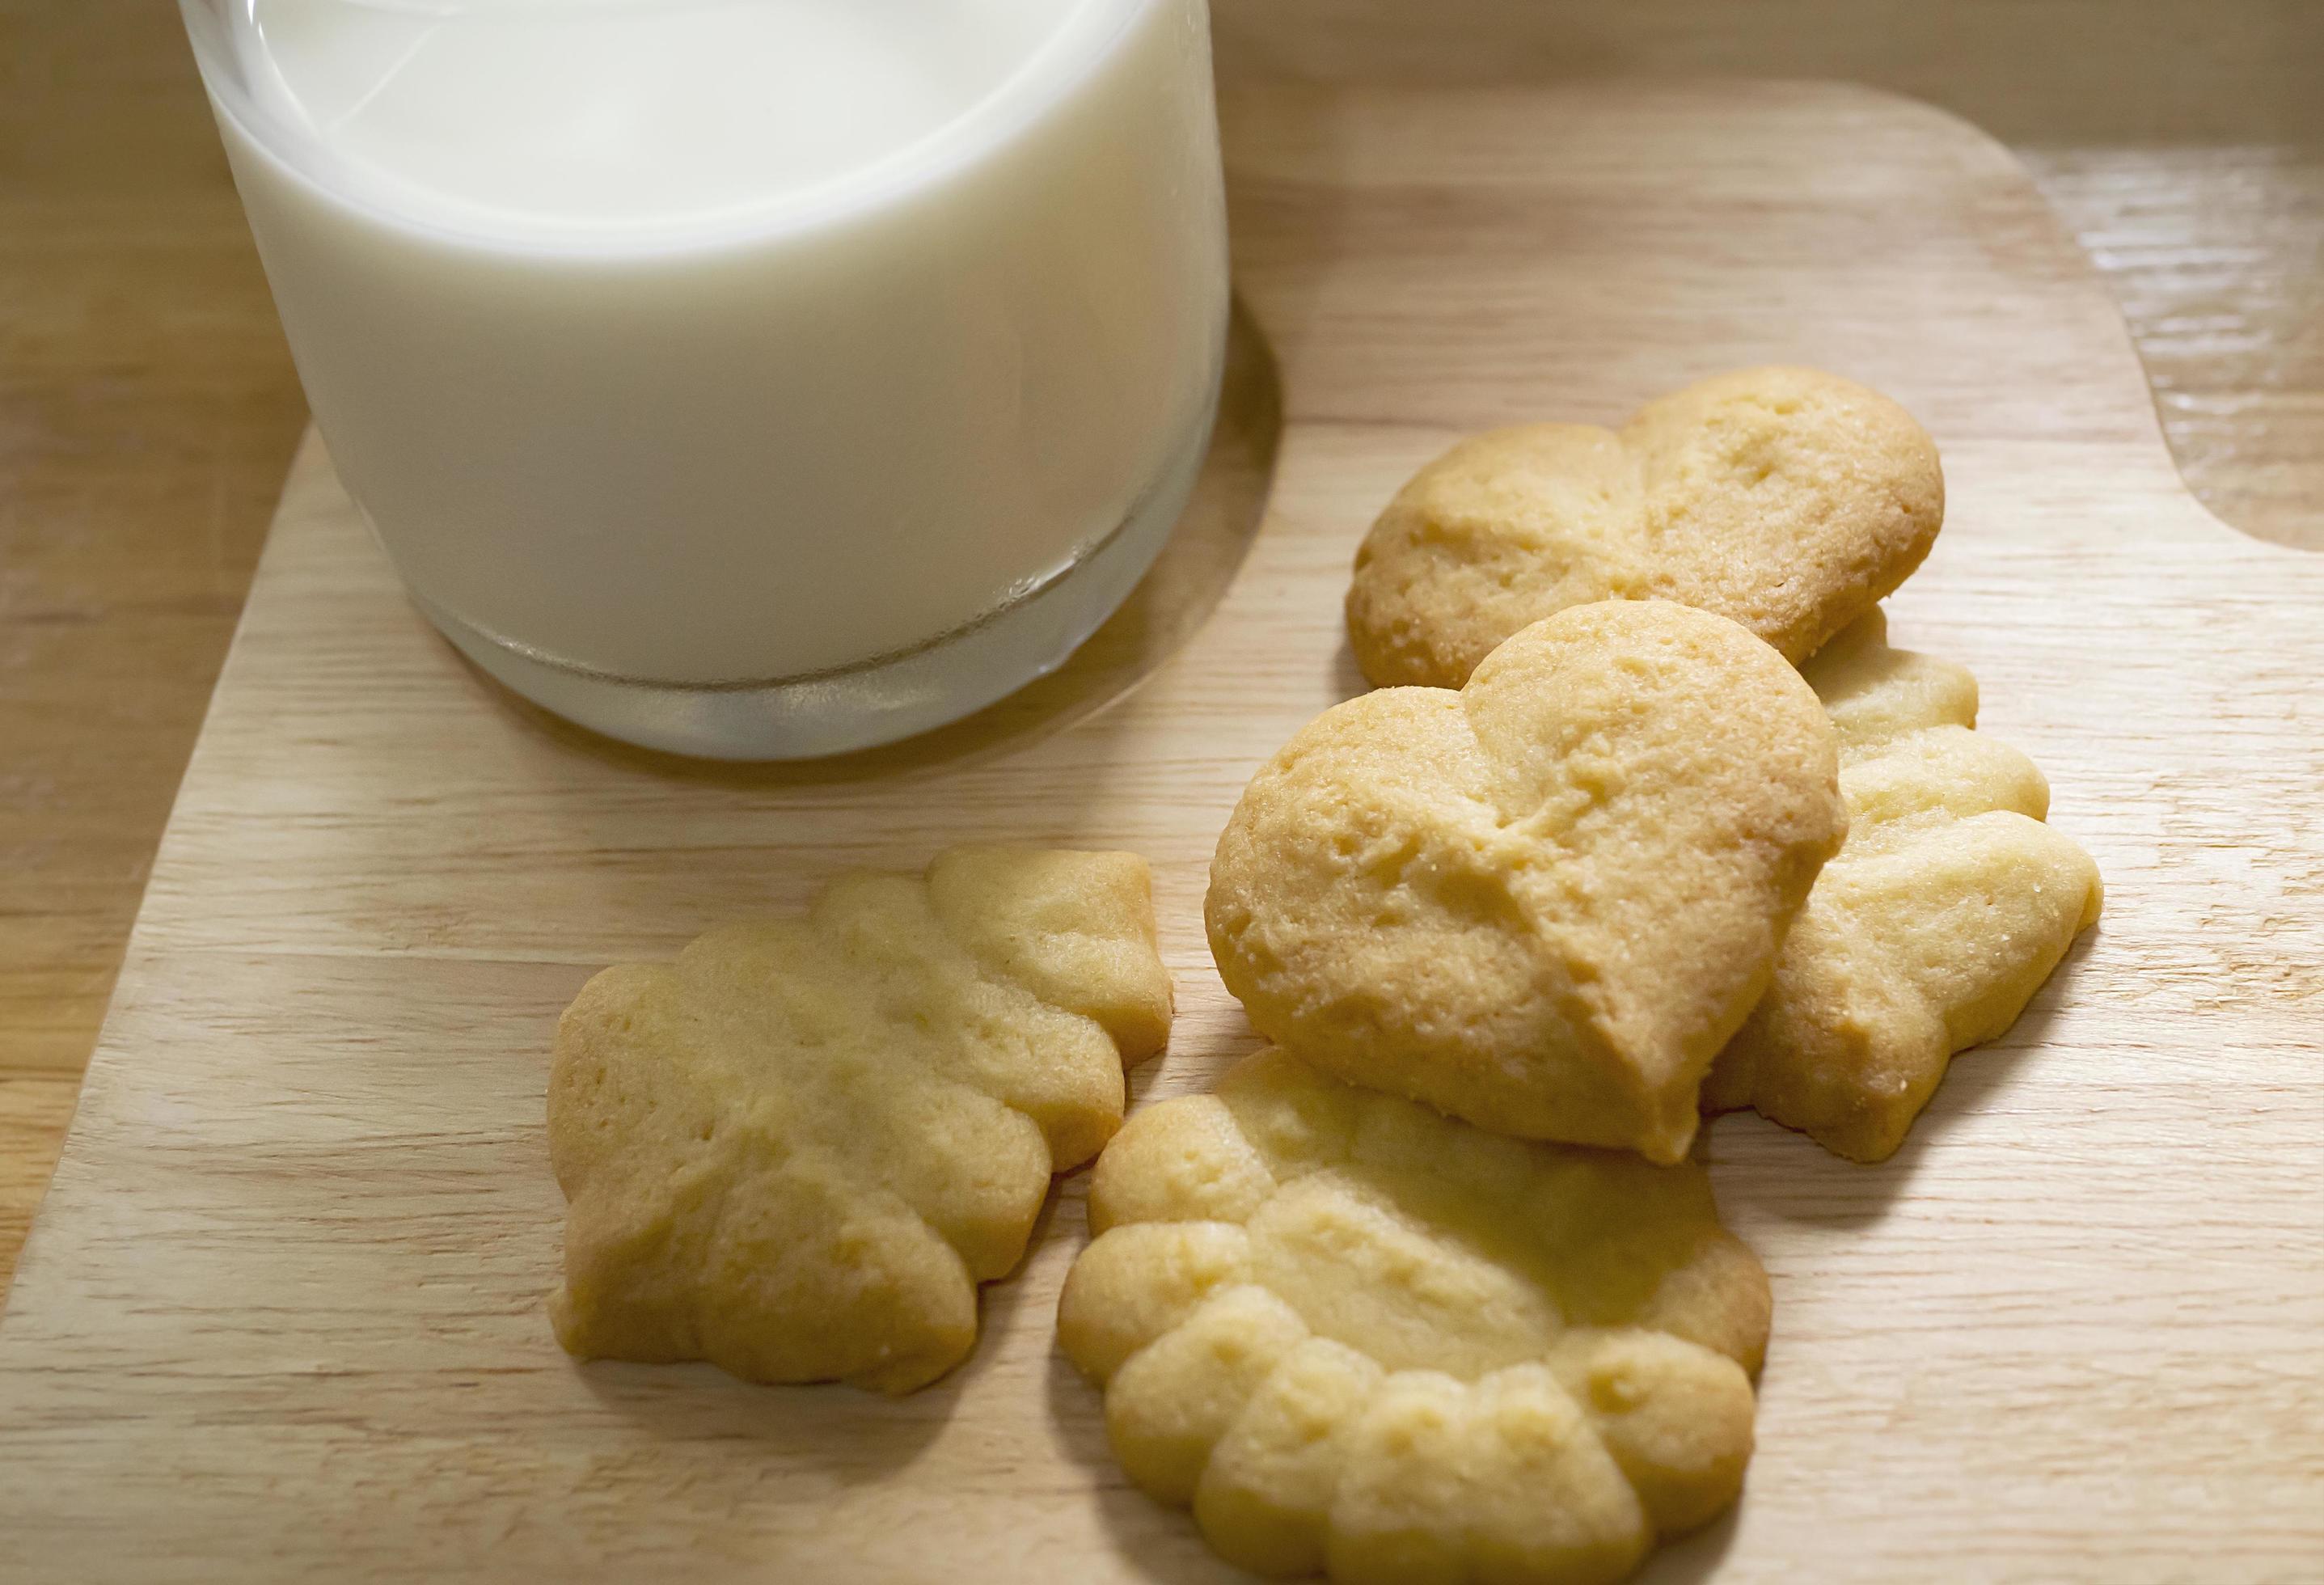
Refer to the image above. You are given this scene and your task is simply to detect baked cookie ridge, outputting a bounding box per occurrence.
[1058,1048,1771,1585]
[1701,611,2104,1161]
[547,844,1172,1393]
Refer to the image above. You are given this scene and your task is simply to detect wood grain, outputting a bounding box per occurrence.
[2028,142,2324,541]
[5,0,2322,1302]
[0,0,304,1294]
[2,78,2318,1582]
[1210,0,2324,550]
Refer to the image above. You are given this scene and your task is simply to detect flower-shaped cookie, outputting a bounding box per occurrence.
[548,845,1173,1393]
[1058,1048,1770,1585]
[1702,612,2104,1160]
[1207,598,1847,1163]
[1346,367,1944,688]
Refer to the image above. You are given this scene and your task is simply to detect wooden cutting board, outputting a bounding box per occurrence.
[3,81,2319,1583]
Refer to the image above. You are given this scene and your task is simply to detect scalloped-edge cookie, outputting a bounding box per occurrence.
[1058,1047,1770,1585]
[1208,598,1845,1164]
[1702,611,2103,1160]
[1346,366,1943,688]
[548,845,1172,1393]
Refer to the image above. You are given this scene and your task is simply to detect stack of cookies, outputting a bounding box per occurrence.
[542,368,2102,1585]
[1059,368,2102,1583]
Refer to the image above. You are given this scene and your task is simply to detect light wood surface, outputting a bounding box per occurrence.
[3,78,2320,1581]
[1209,0,2324,552]
[6,0,2322,1304]
[0,0,305,1293]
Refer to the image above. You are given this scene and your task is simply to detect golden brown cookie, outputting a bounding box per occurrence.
[1702,611,2103,1160]
[547,845,1172,1393]
[1206,598,1846,1163]
[1058,1047,1770,1585]
[1346,367,1944,687]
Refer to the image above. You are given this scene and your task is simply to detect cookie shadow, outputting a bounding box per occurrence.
[1044,1350,1248,1585]
[567,1190,1071,1484]
[1328,633,1371,704]
[569,1359,952,1488]
[1038,1062,1255,1585]
[1710,924,2106,1228]
[1634,1506,1742,1584]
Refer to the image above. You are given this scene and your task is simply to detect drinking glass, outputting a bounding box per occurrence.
[180,0,1230,758]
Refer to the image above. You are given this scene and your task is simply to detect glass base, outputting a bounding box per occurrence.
[416,399,1217,760]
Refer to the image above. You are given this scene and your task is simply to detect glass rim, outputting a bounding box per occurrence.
[178,0,1160,257]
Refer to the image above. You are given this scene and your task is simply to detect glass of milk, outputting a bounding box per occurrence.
[180,0,1230,759]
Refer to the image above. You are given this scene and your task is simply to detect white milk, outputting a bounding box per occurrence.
[202,0,1227,751]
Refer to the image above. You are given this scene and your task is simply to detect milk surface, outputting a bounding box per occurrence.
[216,0,1227,684]
[245,0,1077,230]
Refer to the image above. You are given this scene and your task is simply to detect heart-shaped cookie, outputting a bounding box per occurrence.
[1206,599,1847,1163]
[1346,367,1944,688]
